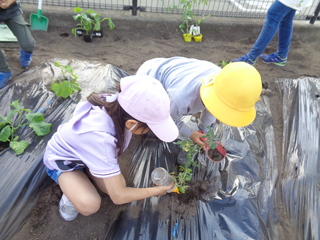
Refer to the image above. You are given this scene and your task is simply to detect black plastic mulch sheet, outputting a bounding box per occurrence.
[106,95,279,240]
[276,77,320,240]
[0,59,128,240]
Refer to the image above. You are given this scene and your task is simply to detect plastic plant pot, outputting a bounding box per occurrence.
[205,141,226,163]
[83,33,92,42]
[199,131,227,163]
[183,33,192,42]
[93,29,103,38]
[193,34,203,42]
[76,29,84,36]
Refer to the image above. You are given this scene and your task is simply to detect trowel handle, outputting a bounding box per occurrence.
[38,0,42,10]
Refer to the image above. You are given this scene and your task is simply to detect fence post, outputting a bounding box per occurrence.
[309,1,320,24]
[123,0,145,16]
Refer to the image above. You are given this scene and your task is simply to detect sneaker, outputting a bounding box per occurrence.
[0,70,13,89]
[59,194,79,221]
[19,49,33,67]
[260,53,287,66]
[231,54,256,65]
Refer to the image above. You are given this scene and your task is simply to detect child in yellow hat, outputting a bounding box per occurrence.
[136,57,262,147]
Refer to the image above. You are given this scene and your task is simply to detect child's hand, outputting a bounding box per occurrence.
[154,182,175,195]
[190,130,208,150]
[0,0,16,9]
[0,0,8,9]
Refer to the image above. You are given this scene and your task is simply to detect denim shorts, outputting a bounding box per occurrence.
[45,167,86,184]
[46,167,63,184]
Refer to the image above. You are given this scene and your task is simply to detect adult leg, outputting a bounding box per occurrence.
[0,46,13,89]
[6,15,35,67]
[6,14,35,52]
[247,0,292,61]
[58,170,101,216]
[277,8,296,59]
[0,48,11,72]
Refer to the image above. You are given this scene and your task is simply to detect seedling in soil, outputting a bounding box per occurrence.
[50,62,81,98]
[217,60,229,67]
[173,127,217,194]
[0,100,52,155]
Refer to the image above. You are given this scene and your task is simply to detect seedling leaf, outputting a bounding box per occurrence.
[0,100,51,155]
[29,122,52,136]
[0,125,11,141]
[10,140,29,155]
[10,100,22,109]
[0,116,9,129]
[51,81,74,98]
[25,112,45,123]
[51,62,81,98]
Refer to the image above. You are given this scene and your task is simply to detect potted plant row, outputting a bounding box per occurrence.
[71,7,115,42]
[175,0,209,42]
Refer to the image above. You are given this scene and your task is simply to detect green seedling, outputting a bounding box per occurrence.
[0,100,52,155]
[90,12,115,31]
[217,60,229,67]
[173,126,217,193]
[50,62,81,98]
[71,7,94,36]
[170,0,209,35]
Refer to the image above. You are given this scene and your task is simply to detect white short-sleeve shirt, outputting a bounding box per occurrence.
[43,101,132,178]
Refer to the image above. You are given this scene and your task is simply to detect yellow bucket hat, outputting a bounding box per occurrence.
[200,62,262,127]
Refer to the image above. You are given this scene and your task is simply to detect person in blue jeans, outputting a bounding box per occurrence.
[0,0,35,89]
[231,0,313,66]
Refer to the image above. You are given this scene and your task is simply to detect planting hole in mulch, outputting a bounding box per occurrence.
[0,142,9,152]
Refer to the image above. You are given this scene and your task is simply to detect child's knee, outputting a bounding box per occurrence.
[76,196,101,216]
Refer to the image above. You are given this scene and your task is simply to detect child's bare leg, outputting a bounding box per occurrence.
[58,170,101,216]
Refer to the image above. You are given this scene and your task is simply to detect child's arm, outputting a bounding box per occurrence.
[0,0,17,9]
[100,173,174,205]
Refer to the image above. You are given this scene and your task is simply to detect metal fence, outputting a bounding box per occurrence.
[20,0,320,20]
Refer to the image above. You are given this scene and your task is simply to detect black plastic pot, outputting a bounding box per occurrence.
[93,29,103,38]
[83,33,92,42]
[76,29,84,37]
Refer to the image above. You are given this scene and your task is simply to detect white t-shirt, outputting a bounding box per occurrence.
[136,57,221,138]
[279,0,313,10]
[43,101,132,178]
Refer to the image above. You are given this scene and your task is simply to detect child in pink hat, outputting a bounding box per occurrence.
[43,75,179,221]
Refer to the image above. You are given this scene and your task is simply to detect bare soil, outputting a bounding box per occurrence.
[4,7,320,240]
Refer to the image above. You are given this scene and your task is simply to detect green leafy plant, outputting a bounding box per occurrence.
[71,7,94,36]
[169,0,209,35]
[191,14,210,36]
[0,100,52,155]
[173,126,217,193]
[71,7,115,37]
[90,12,115,31]
[179,14,192,34]
[50,62,81,98]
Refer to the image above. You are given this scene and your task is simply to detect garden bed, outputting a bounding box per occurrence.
[3,8,319,240]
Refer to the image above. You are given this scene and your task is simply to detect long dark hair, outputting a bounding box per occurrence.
[87,92,148,156]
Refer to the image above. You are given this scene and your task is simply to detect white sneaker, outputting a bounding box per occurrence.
[59,194,79,221]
